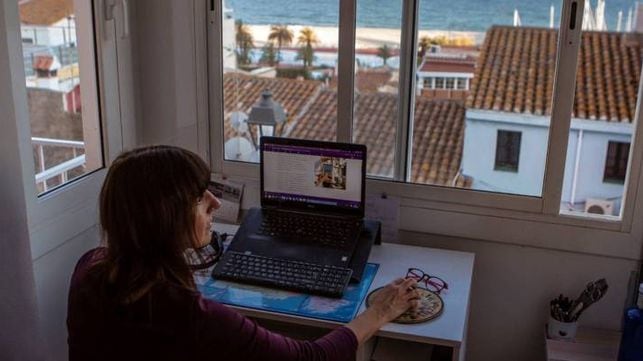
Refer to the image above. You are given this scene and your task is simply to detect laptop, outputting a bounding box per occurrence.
[225,136,367,269]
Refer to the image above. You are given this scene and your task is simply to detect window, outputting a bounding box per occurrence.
[218,0,339,162]
[456,78,467,90]
[208,0,643,236]
[494,130,521,172]
[434,77,444,89]
[19,0,103,194]
[445,77,455,89]
[604,141,630,183]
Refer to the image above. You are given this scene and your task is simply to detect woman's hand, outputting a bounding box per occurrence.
[368,278,421,323]
[346,278,420,344]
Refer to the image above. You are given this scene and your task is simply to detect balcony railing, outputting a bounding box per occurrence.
[32,137,85,192]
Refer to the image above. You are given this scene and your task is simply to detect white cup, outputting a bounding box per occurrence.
[547,317,578,340]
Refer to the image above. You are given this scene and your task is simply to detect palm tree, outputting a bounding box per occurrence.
[268,24,294,65]
[296,27,319,68]
[235,20,254,66]
[377,44,392,66]
[260,43,278,66]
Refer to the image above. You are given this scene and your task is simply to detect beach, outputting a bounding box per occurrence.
[247,24,486,49]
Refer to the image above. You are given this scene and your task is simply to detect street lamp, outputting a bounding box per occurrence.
[247,89,286,144]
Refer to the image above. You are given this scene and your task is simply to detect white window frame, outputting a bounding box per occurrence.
[202,0,643,259]
[4,0,132,259]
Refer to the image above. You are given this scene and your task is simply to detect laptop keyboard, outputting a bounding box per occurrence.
[257,211,362,249]
[212,251,353,298]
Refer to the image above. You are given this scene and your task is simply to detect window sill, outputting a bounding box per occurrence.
[216,164,642,261]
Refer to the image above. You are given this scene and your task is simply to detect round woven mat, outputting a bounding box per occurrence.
[366,286,444,324]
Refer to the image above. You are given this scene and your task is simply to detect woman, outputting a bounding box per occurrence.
[67,145,419,361]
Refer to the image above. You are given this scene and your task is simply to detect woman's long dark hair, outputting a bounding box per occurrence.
[94,145,210,304]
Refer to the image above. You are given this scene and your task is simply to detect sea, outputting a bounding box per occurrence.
[227,0,638,32]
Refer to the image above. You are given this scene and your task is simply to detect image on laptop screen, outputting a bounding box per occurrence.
[261,140,365,212]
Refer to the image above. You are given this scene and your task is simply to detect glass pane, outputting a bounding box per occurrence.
[411,1,565,193]
[560,7,642,218]
[352,0,402,179]
[20,0,103,194]
[221,0,339,162]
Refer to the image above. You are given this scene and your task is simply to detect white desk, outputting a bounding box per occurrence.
[211,224,475,361]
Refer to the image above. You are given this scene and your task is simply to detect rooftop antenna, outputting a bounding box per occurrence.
[626,6,633,32]
[550,4,555,28]
[617,10,623,32]
[513,8,522,27]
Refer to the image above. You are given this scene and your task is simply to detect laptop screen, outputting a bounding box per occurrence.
[260,137,366,216]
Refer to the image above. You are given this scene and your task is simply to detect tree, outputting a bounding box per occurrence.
[418,36,432,59]
[260,43,278,66]
[268,24,294,65]
[376,44,392,66]
[235,20,255,66]
[296,27,319,68]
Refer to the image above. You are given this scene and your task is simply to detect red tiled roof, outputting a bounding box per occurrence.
[19,0,74,26]
[419,56,477,74]
[468,26,643,122]
[33,54,54,70]
[328,69,393,94]
[285,90,468,187]
[222,74,322,139]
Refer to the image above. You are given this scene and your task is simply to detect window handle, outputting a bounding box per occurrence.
[103,0,117,41]
[120,0,130,39]
[563,0,583,46]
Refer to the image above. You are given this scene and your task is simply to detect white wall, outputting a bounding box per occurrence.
[399,230,638,361]
[21,22,77,47]
[134,0,202,154]
[562,129,632,211]
[463,113,633,213]
[461,118,548,196]
[32,227,100,360]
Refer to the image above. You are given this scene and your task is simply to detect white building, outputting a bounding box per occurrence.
[19,0,76,47]
[462,26,641,215]
[416,45,477,100]
[222,0,236,70]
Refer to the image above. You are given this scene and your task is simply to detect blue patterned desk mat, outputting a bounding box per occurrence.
[195,263,379,323]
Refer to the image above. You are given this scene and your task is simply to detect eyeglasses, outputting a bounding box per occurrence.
[406,268,449,294]
[186,231,229,270]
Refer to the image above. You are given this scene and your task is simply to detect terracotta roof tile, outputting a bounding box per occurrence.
[222,74,322,139]
[419,56,477,73]
[328,69,393,94]
[19,0,74,26]
[468,26,643,122]
[33,54,54,70]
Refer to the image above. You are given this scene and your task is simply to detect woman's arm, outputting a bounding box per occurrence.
[194,296,358,361]
[346,278,419,344]
[194,278,418,360]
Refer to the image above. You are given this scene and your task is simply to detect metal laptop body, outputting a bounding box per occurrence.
[226,136,367,268]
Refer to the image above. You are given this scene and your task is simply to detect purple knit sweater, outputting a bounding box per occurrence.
[67,248,357,361]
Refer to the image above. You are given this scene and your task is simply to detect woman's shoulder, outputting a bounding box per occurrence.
[70,247,106,288]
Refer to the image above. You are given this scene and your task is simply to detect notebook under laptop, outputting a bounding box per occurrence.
[225,136,367,269]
